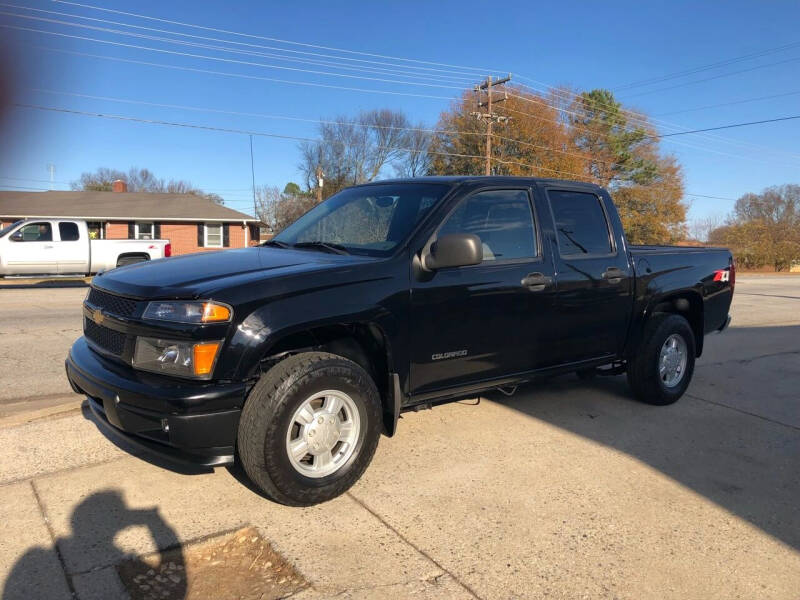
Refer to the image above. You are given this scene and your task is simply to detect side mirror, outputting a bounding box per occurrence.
[423,233,483,270]
[10,230,23,242]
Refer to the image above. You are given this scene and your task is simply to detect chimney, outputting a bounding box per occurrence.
[112,179,127,193]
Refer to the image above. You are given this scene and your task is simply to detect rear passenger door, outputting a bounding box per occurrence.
[410,187,558,397]
[545,187,633,363]
[56,221,88,274]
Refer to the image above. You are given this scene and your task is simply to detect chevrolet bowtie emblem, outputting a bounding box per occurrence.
[91,307,105,325]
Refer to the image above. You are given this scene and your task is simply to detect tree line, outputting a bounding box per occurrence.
[261,86,688,245]
[707,185,800,271]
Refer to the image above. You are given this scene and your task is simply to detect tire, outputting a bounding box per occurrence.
[116,256,147,268]
[627,314,695,405]
[237,351,382,506]
[576,368,596,381]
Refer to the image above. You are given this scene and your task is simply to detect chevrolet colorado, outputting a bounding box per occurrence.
[66,177,734,505]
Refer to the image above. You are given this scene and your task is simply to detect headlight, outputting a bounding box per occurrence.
[133,337,223,379]
[142,301,232,324]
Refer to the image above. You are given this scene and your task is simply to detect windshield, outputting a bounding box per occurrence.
[273,183,449,256]
[0,220,22,239]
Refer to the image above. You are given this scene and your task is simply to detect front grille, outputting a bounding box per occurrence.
[86,288,139,318]
[84,317,126,356]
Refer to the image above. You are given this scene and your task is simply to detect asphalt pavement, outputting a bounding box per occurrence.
[0,275,798,599]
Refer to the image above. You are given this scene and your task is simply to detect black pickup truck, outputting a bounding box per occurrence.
[66,177,734,505]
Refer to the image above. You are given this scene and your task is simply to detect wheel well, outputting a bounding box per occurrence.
[116,253,150,264]
[650,292,704,356]
[261,323,396,432]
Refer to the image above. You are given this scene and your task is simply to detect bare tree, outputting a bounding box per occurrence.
[71,167,224,204]
[687,214,725,243]
[255,183,318,234]
[298,109,422,199]
[394,124,432,177]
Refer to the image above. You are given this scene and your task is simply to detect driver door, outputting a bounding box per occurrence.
[409,187,558,398]
[5,221,57,274]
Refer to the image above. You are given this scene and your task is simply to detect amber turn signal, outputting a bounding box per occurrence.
[192,342,221,376]
[201,302,232,323]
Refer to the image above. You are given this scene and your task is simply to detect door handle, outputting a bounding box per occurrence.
[43,245,54,249]
[521,272,552,291]
[602,267,623,283]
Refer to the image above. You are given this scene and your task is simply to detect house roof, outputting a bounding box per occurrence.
[0,190,257,222]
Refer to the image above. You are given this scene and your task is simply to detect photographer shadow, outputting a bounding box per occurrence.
[3,490,186,600]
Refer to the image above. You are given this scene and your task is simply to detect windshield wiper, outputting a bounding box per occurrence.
[292,241,350,255]
[262,239,291,249]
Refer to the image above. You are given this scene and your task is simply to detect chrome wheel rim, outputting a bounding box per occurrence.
[285,390,360,478]
[659,334,688,388]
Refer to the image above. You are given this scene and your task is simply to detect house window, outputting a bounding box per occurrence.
[204,223,223,247]
[87,221,105,239]
[135,222,154,240]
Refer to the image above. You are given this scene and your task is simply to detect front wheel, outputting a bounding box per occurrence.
[627,314,695,405]
[237,352,382,506]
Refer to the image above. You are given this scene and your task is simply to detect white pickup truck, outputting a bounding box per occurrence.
[0,219,171,276]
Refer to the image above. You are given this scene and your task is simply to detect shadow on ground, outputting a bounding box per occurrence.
[2,490,185,600]
[0,279,90,289]
[487,324,800,552]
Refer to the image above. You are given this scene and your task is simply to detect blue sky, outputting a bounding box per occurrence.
[1,0,799,223]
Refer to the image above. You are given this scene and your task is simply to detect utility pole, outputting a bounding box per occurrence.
[315,165,324,204]
[470,74,511,175]
[46,163,55,190]
[249,135,257,217]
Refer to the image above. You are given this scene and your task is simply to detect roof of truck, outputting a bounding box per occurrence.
[356,176,603,189]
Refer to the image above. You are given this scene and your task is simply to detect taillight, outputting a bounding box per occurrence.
[165,243,172,257]
[729,258,735,291]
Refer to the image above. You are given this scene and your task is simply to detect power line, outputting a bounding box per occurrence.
[0,7,478,84]
[27,44,457,101]
[510,77,800,161]
[649,114,800,138]
[8,101,588,180]
[622,54,800,99]
[496,91,800,166]
[2,24,467,90]
[25,87,483,138]
[654,89,800,116]
[612,40,800,91]
[0,104,738,204]
[52,0,498,74]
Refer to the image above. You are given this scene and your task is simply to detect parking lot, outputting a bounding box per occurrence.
[1,275,798,599]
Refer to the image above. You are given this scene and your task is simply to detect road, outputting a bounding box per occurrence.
[0,275,798,599]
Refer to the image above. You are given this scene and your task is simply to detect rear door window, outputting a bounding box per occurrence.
[58,222,80,241]
[548,190,613,256]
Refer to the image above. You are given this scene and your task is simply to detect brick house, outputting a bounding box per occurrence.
[0,180,260,255]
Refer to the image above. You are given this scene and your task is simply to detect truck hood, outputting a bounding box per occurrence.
[92,247,374,299]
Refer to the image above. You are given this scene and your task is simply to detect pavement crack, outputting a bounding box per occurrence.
[346,491,484,600]
[686,393,800,432]
[697,349,800,368]
[30,479,76,599]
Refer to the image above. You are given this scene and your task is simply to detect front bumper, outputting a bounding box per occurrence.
[66,337,246,467]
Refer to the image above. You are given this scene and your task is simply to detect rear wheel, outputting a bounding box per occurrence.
[237,352,382,506]
[627,314,695,405]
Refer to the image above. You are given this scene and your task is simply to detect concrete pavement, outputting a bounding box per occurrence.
[0,276,798,599]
